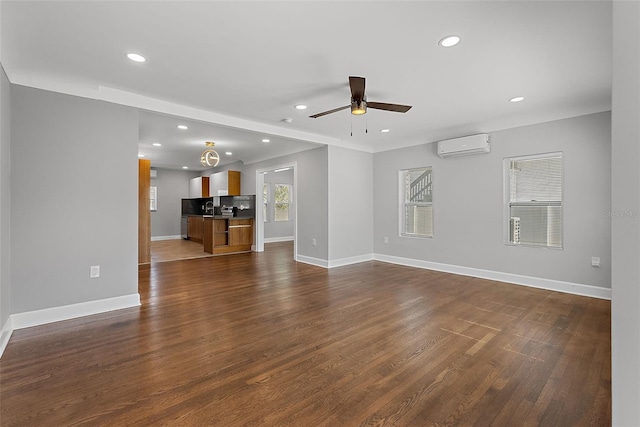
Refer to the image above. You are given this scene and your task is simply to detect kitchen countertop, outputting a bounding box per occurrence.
[188,215,254,219]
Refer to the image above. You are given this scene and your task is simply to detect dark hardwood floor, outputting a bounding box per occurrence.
[0,242,611,426]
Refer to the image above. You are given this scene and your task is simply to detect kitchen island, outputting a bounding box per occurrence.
[203,216,253,255]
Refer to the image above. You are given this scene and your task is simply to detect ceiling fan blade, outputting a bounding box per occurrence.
[349,76,366,101]
[367,101,412,113]
[309,105,350,118]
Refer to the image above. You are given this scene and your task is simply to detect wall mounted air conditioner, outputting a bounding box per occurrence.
[437,134,490,158]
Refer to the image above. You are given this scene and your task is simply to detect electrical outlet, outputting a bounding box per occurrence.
[591,257,600,267]
[90,265,100,278]
[312,238,317,246]
[384,237,389,244]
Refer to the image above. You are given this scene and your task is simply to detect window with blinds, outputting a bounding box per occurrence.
[150,186,157,212]
[274,183,291,222]
[400,167,433,238]
[504,153,563,248]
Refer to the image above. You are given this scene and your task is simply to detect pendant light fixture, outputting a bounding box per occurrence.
[200,142,220,167]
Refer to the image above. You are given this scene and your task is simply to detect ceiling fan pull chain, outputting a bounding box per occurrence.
[350,116,353,137]
[366,116,368,134]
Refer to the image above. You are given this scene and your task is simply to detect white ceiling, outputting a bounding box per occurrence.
[1,1,612,170]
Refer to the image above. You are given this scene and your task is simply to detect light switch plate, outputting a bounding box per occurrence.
[90,265,100,278]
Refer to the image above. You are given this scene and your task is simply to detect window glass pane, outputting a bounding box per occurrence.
[274,184,290,222]
[506,153,562,248]
[510,156,562,202]
[404,205,433,236]
[263,183,268,222]
[400,167,432,238]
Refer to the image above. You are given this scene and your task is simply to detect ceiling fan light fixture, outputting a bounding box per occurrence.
[351,99,367,115]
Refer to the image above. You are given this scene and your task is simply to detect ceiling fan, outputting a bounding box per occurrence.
[309,76,412,118]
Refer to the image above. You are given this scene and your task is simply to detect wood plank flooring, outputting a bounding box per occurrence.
[150,238,213,263]
[0,242,611,426]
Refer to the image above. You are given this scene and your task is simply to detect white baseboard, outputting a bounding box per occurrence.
[374,253,611,300]
[264,236,294,243]
[296,254,329,268]
[151,235,182,241]
[328,253,374,268]
[297,253,374,269]
[0,316,13,359]
[10,293,141,331]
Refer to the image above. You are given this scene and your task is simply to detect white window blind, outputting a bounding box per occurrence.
[150,186,157,212]
[400,167,433,238]
[505,153,562,248]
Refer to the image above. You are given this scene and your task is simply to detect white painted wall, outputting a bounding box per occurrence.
[150,167,200,238]
[611,2,640,425]
[373,112,611,290]
[328,145,373,263]
[0,64,11,347]
[242,146,328,262]
[10,86,139,313]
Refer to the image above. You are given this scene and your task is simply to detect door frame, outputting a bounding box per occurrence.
[255,162,297,260]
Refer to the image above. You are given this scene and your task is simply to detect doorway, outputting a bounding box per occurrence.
[255,162,297,260]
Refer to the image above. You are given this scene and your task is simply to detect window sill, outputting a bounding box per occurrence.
[504,242,563,250]
[399,233,433,239]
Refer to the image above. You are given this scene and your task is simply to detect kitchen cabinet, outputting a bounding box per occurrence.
[228,218,253,246]
[189,176,210,198]
[210,170,241,196]
[187,216,204,243]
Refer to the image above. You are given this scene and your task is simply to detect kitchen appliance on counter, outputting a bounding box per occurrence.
[220,206,234,217]
[219,195,256,218]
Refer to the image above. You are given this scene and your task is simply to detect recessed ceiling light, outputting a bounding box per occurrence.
[225,151,232,156]
[294,104,307,110]
[127,53,146,63]
[152,143,162,147]
[510,96,525,103]
[177,125,188,130]
[439,35,461,48]
[182,166,189,169]
[262,139,270,143]
[138,154,145,158]
[380,129,390,133]
[282,118,293,123]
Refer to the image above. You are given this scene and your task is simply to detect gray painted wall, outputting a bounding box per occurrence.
[611,2,640,424]
[242,146,328,261]
[11,86,139,313]
[373,112,611,289]
[0,65,10,330]
[150,167,200,238]
[328,146,373,261]
[263,168,294,240]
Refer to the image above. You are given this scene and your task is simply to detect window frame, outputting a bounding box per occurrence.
[398,167,433,239]
[503,151,564,249]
